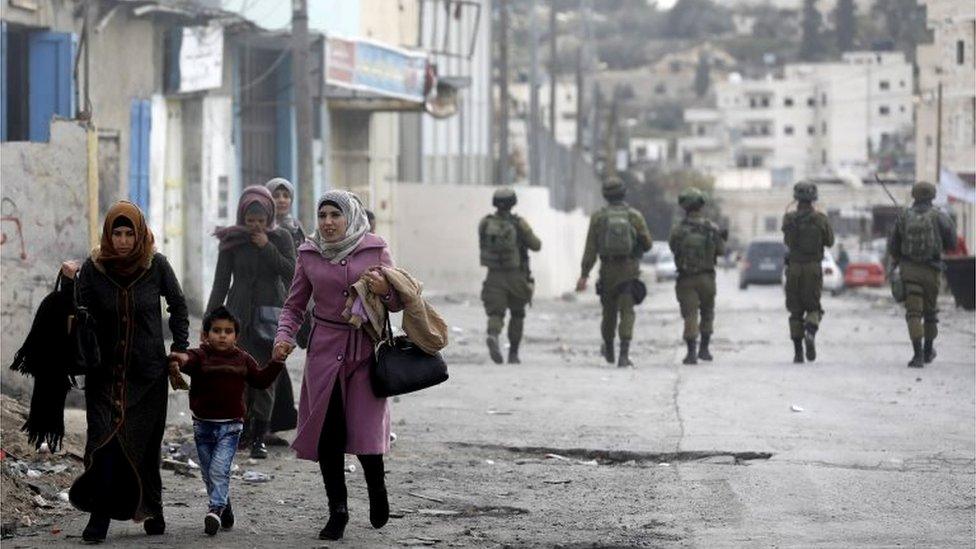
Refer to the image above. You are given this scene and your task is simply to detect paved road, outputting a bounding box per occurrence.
[18,270,975,547]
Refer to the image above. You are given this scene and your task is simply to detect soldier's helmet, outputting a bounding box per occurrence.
[911,181,937,202]
[678,187,706,210]
[602,177,626,200]
[793,181,818,202]
[492,187,518,208]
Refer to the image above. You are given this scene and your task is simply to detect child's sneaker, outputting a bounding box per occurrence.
[220,500,235,529]
[204,509,221,536]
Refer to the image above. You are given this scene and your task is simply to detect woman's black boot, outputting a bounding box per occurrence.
[82,513,110,543]
[143,513,165,535]
[360,455,389,529]
[319,504,349,540]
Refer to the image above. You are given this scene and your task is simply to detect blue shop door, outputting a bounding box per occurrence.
[129,99,151,213]
[2,22,8,142]
[27,31,73,142]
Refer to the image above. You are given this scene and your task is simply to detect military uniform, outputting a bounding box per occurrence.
[782,182,834,363]
[887,182,956,367]
[579,179,653,367]
[669,188,726,364]
[479,189,542,364]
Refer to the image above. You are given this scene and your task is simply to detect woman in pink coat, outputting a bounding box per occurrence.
[273,190,401,541]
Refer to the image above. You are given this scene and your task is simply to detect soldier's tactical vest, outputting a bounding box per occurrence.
[901,209,941,262]
[790,212,823,256]
[480,215,521,269]
[598,208,636,257]
[676,221,717,274]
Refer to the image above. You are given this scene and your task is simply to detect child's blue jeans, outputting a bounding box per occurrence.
[193,420,243,511]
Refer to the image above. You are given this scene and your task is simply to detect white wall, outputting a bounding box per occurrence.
[1,121,92,397]
[389,183,590,298]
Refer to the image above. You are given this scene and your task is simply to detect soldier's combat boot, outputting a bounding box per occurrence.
[618,340,633,367]
[803,324,817,362]
[682,338,698,365]
[486,335,503,364]
[908,339,924,368]
[923,338,936,364]
[698,333,713,362]
[508,341,521,364]
[601,337,615,364]
[792,338,804,364]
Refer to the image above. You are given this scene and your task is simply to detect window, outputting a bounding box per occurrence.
[670,61,681,73]
[764,216,778,232]
[697,125,706,136]
[899,80,906,88]
[900,105,906,113]
[784,125,794,136]
[958,40,965,65]
[749,97,757,108]
[684,151,693,166]
[562,112,576,120]
[636,146,647,159]
[736,154,749,168]
[821,93,827,106]
[879,105,890,116]
[654,83,667,95]
[879,80,890,91]
[1,26,75,142]
[784,97,794,107]
[822,122,827,134]
[821,149,827,164]
[807,126,816,136]
[761,96,770,107]
[750,155,764,167]
[807,97,816,107]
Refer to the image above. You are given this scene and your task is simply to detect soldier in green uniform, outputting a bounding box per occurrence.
[782,182,834,363]
[669,188,726,365]
[576,178,653,367]
[479,188,542,364]
[887,181,956,368]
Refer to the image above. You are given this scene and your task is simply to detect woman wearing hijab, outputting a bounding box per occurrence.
[273,190,401,541]
[64,201,189,543]
[206,185,296,459]
[264,178,304,443]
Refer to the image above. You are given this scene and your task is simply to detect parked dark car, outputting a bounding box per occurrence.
[739,238,788,289]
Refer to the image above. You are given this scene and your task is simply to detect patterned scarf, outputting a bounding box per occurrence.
[308,190,369,264]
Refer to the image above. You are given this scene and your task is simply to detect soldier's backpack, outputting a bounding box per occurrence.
[791,212,823,256]
[901,208,940,262]
[480,215,521,269]
[598,208,636,257]
[676,222,717,274]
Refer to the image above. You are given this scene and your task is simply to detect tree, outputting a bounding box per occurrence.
[664,0,734,39]
[799,0,824,61]
[694,53,711,98]
[834,0,856,52]
[868,0,928,62]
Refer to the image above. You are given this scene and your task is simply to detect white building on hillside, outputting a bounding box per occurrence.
[678,51,914,182]
[509,80,578,149]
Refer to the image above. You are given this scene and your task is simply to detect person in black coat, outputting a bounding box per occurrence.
[63,201,189,543]
[207,185,296,458]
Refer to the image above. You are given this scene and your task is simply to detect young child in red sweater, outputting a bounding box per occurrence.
[169,306,285,536]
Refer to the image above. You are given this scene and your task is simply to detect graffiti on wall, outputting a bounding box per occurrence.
[0,198,28,260]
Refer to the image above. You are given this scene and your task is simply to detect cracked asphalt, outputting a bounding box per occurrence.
[13,269,975,547]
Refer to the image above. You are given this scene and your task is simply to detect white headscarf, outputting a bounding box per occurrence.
[308,190,370,264]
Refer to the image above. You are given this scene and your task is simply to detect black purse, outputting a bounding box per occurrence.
[67,273,100,377]
[370,316,448,398]
[251,306,283,346]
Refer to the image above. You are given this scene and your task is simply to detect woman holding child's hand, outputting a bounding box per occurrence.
[65,202,189,543]
[274,190,402,541]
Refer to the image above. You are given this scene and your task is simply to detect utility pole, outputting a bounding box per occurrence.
[293,0,315,230]
[549,0,557,140]
[529,0,541,186]
[935,81,943,184]
[499,0,510,186]
[575,0,590,153]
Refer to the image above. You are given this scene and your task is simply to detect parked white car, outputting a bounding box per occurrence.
[641,245,678,282]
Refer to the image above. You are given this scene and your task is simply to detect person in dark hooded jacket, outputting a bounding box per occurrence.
[207,186,296,458]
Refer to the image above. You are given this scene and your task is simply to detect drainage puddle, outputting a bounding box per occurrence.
[449,442,773,466]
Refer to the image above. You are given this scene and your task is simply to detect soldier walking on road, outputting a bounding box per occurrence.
[479,188,542,364]
[887,181,956,368]
[576,178,653,367]
[782,182,834,363]
[669,188,726,365]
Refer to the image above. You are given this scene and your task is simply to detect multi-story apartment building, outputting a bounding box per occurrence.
[679,52,914,183]
[915,0,975,243]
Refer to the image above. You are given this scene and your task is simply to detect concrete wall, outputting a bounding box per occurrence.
[388,183,590,298]
[0,121,91,397]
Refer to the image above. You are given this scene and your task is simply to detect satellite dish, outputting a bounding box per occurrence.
[425,81,458,119]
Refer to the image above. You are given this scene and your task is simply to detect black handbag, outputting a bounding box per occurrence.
[370,316,448,398]
[67,273,100,377]
[251,306,283,346]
